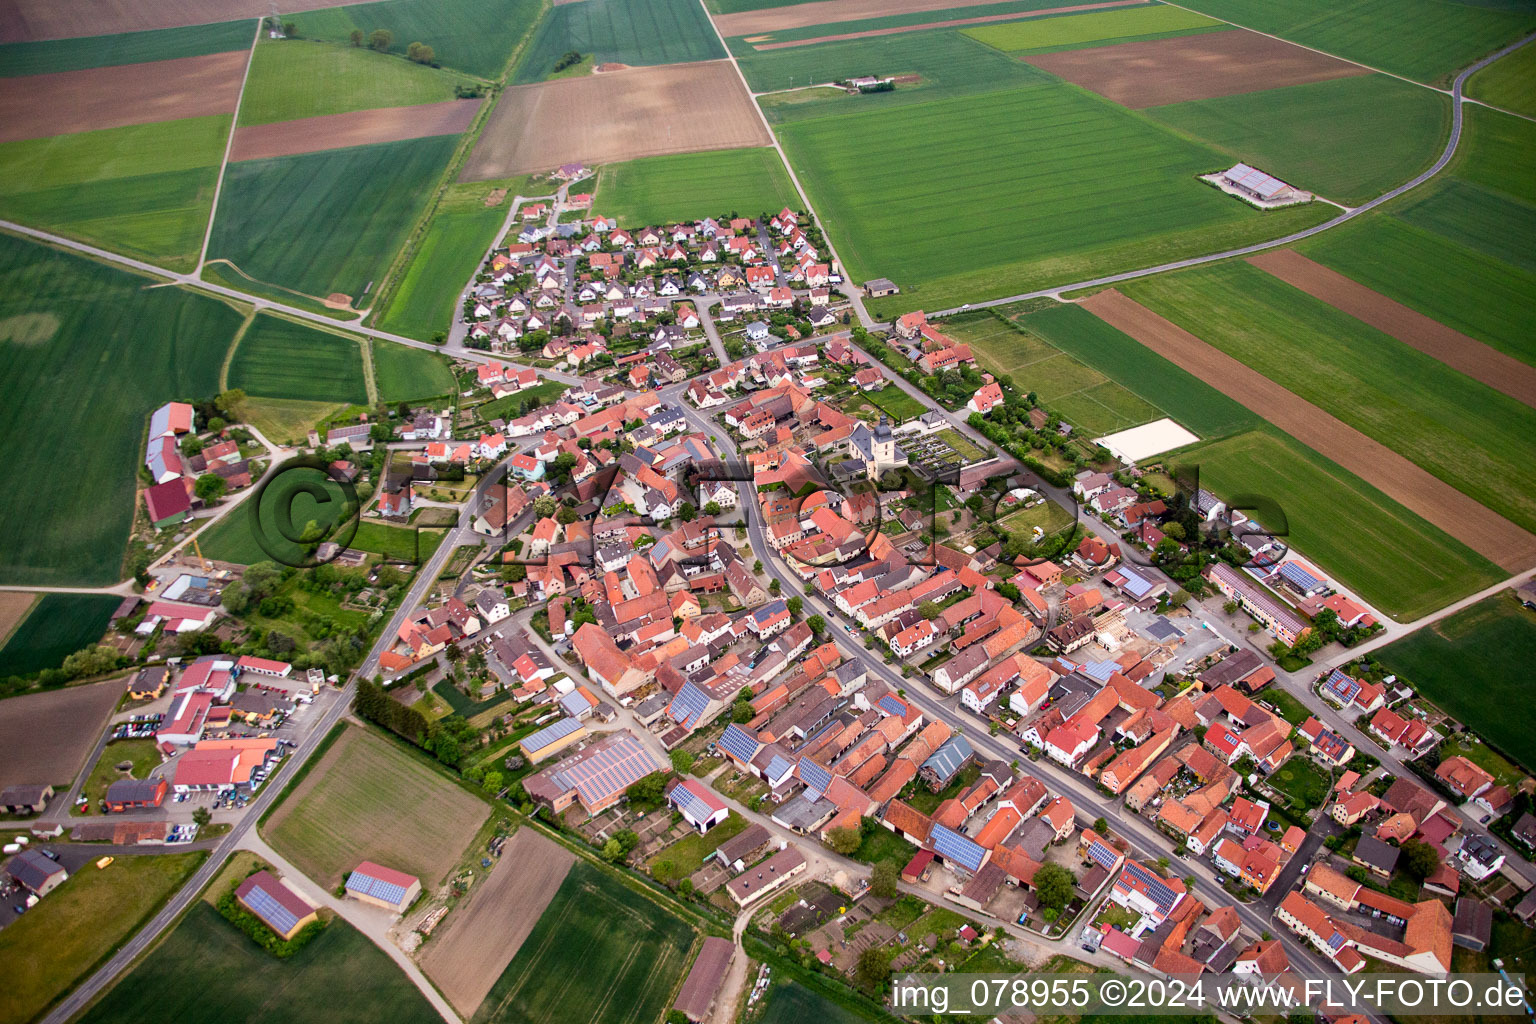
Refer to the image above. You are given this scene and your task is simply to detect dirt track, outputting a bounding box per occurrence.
[229,99,482,162]
[1247,250,1536,410]
[420,828,575,1017]
[751,0,1143,50]
[1025,29,1369,108]
[716,0,1063,38]
[460,61,769,181]
[1080,288,1536,572]
[0,0,341,43]
[0,50,246,142]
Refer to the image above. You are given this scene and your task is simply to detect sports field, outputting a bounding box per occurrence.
[0,19,252,76]
[0,676,126,788]
[0,593,120,676]
[596,148,799,226]
[373,340,457,401]
[471,859,695,1024]
[288,0,543,79]
[0,115,230,271]
[512,0,726,83]
[228,314,369,404]
[0,235,243,585]
[963,4,1222,52]
[1376,593,1536,772]
[209,134,457,305]
[266,725,489,887]
[79,901,442,1024]
[239,38,472,126]
[1468,39,1536,119]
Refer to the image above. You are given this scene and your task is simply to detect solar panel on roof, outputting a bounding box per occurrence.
[878,695,906,718]
[1081,661,1117,682]
[719,724,762,764]
[1279,562,1324,590]
[1224,163,1287,199]
[525,715,583,750]
[931,824,987,872]
[798,757,833,798]
[1089,841,1119,870]
[347,872,409,906]
[243,886,301,935]
[765,754,793,781]
[1327,932,1347,952]
[1125,861,1180,912]
[669,681,710,729]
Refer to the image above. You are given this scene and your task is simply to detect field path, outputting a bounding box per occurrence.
[1079,288,1536,572]
[1246,249,1536,408]
[198,18,264,274]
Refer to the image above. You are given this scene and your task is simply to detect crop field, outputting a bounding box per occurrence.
[1143,74,1450,206]
[1377,594,1536,771]
[373,340,457,401]
[1468,39,1536,118]
[0,235,243,585]
[1121,262,1536,538]
[228,314,368,404]
[1175,0,1536,85]
[963,4,1222,52]
[777,82,1327,315]
[715,0,1121,38]
[229,99,481,162]
[287,0,543,79]
[471,859,695,1024]
[266,725,489,887]
[1174,429,1504,621]
[0,19,252,76]
[596,148,799,226]
[209,134,456,306]
[757,981,892,1024]
[512,0,725,84]
[80,902,442,1024]
[0,852,205,1024]
[0,593,121,677]
[0,592,35,646]
[239,38,472,126]
[0,676,125,788]
[234,397,347,446]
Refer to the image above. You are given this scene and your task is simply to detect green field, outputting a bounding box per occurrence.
[288,0,543,79]
[1468,38,1536,118]
[595,148,799,226]
[239,37,473,125]
[80,901,442,1024]
[373,340,457,401]
[0,19,252,76]
[0,852,205,1024]
[512,0,725,84]
[1175,0,1536,85]
[778,83,1330,314]
[727,0,1119,47]
[209,134,457,304]
[1174,428,1504,621]
[228,313,368,403]
[0,234,244,585]
[964,4,1223,52]
[0,593,121,676]
[235,397,347,446]
[1144,74,1450,206]
[1377,594,1536,771]
[707,0,820,12]
[472,859,695,1024]
[759,980,893,1024]
[1123,261,1536,535]
[0,115,231,271]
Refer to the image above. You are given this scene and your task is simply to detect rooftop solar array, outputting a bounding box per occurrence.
[931,823,987,872]
[1120,567,1156,599]
[241,884,303,935]
[558,689,590,717]
[668,681,711,729]
[1278,561,1325,591]
[1080,660,1118,683]
[1088,840,1120,870]
[1223,163,1288,199]
[558,733,659,806]
[797,757,833,799]
[764,754,794,782]
[347,870,411,907]
[1123,861,1181,913]
[524,715,583,751]
[923,735,974,779]
[1322,669,1361,703]
[878,694,907,718]
[719,723,762,764]
[671,780,724,822]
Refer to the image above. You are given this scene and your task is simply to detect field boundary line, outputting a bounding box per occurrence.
[361,338,379,405]
[198,18,262,274]
[219,309,258,391]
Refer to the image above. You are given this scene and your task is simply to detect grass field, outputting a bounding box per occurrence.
[210,134,457,305]
[373,340,457,401]
[1122,261,1536,536]
[266,725,488,886]
[80,901,441,1024]
[228,313,368,404]
[471,859,695,1024]
[239,38,473,126]
[288,0,543,79]
[234,397,347,446]
[1144,74,1450,206]
[0,852,204,1024]
[724,0,1126,46]
[1267,757,1331,810]
[707,0,820,12]
[0,234,243,585]
[1377,593,1536,772]
[0,115,231,271]
[758,980,892,1024]
[83,738,162,805]
[1175,0,1536,85]
[595,148,799,226]
[0,19,252,76]
[512,0,725,84]
[1468,38,1536,118]
[0,593,121,676]
[964,4,1223,52]
[778,82,1329,314]
[1175,428,1504,621]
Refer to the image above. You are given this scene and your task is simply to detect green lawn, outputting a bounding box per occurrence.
[239,37,473,125]
[228,313,369,404]
[0,594,121,676]
[372,341,457,401]
[209,134,457,304]
[1143,74,1450,206]
[472,859,695,1024]
[0,19,252,76]
[82,738,163,806]
[648,812,749,884]
[1377,594,1536,773]
[0,852,205,1024]
[0,234,244,585]
[235,397,348,446]
[1260,687,1312,727]
[595,148,800,227]
[1122,261,1536,536]
[80,901,442,1024]
[849,823,918,868]
[287,0,544,79]
[964,4,1223,52]
[512,0,725,84]
[1439,735,1526,791]
[1267,757,1331,811]
[1468,38,1536,118]
[0,115,231,271]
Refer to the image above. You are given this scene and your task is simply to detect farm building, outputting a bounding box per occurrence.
[725,845,806,906]
[235,870,319,941]
[667,778,729,833]
[345,861,421,914]
[1204,163,1311,208]
[143,478,192,528]
[520,716,589,763]
[863,278,899,297]
[7,848,67,896]
[0,784,53,815]
[104,778,168,813]
[523,730,662,817]
[673,936,735,1022]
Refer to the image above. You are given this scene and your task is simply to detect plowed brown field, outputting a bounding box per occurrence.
[1080,288,1536,572]
[228,99,482,162]
[716,0,1062,38]
[0,0,343,43]
[1025,30,1369,108]
[751,0,1143,50]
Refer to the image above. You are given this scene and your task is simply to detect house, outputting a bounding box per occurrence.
[1437,756,1494,800]
[726,846,806,905]
[0,784,53,815]
[967,382,1004,415]
[1456,834,1505,881]
[236,870,319,940]
[345,862,421,914]
[104,778,168,812]
[668,777,730,833]
[144,478,192,528]
[523,731,663,817]
[7,848,67,896]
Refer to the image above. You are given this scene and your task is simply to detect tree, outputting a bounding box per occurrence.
[369,28,392,51]
[195,474,227,504]
[214,388,245,415]
[787,596,803,616]
[827,826,862,855]
[349,28,364,46]
[670,749,696,773]
[405,41,434,64]
[626,772,667,810]
[676,502,697,522]
[181,435,206,457]
[482,770,504,794]
[1093,817,1108,835]
[555,505,578,525]
[532,495,557,518]
[768,578,780,595]
[918,601,941,620]
[854,946,893,994]
[1401,839,1440,881]
[1033,863,1074,910]
[703,501,721,516]
[192,806,212,827]
[731,698,754,723]
[870,860,899,899]
[807,614,826,636]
